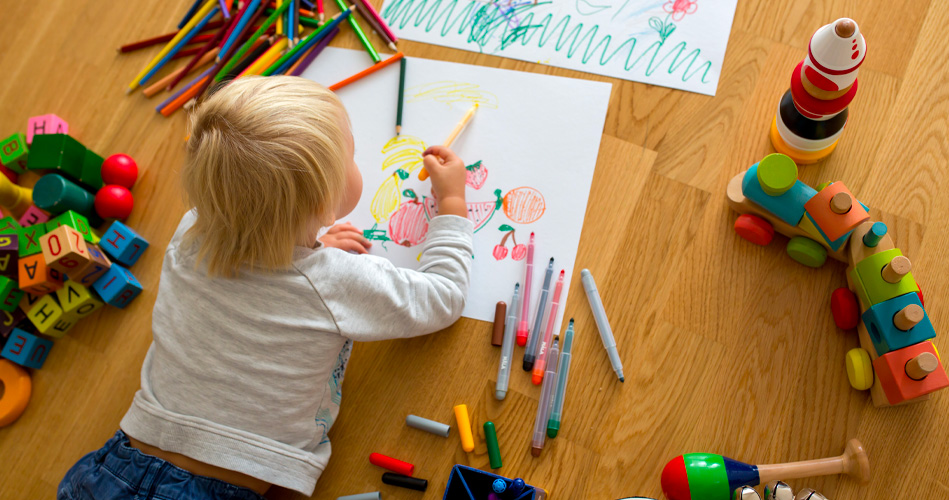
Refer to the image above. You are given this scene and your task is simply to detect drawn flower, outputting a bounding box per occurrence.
[662,0,698,21]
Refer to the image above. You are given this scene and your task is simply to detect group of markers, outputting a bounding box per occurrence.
[492,233,625,457]
[119,0,405,116]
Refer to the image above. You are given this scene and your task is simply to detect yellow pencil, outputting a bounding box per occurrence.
[276,0,284,34]
[419,103,479,180]
[237,37,289,78]
[125,0,217,94]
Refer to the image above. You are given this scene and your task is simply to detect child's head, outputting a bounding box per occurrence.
[183,76,362,276]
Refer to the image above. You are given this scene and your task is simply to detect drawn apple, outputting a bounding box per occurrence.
[492,244,509,260]
[465,160,488,190]
[511,244,527,261]
[388,200,429,247]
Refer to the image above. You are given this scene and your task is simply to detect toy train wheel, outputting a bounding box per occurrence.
[734,214,774,246]
[786,236,827,268]
[846,348,873,391]
[831,287,860,330]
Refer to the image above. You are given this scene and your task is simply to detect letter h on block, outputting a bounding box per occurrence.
[101,221,149,267]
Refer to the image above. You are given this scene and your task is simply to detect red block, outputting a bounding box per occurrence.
[873,341,949,405]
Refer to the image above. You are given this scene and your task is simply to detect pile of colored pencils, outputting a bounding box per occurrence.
[119,0,403,117]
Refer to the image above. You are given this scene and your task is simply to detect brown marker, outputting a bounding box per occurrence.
[492,301,506,346]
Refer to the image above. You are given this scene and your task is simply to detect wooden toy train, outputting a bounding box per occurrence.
[727,153,948,407]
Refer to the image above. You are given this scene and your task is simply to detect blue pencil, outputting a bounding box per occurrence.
[178,0,205,29]
[140,7,220,87]
[270,9,349,75]
[220,0,260,58]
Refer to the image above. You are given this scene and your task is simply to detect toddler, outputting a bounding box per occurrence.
[58,76,473,499]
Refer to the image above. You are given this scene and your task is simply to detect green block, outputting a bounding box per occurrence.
[854,248,919,307]
[0,132,29,173]
[0,276,23,313]
[786,236,828,268]
[79,149,104,190]
[17,225,46,257]
[26,134,86,180]
[0,216,20,234]
[682,453,731,500]
[47,211,94,244]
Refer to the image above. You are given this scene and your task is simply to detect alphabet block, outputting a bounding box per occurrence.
[56,281,103,320]
[18,292,42,315]
[100,221,149,267]
[46,210,94,244]
[0,328,52,369]
[18,253,64,295]
[873,341,949,405]
[0,233,18,280]
[40,225,90,275]
[17,224,45,257]
[863,293,935,355]
[93,264,142,309]
[0,307,26,337]
[741,162,817,226]
[17,205,49,227]
[26,134,85,180]
[0,276,24,313]
[74,244,111,286]
[26,294,74,338]
[26,114,69,144]
[79,149,104,190]
[0,217,20,234]
[853,248,919,307]
[804,182,870,242]
[0,133,29,173]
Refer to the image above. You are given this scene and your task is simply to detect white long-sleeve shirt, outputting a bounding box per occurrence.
[120,210,473,495]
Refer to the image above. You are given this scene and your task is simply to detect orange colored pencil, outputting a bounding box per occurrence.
[284,43,316,75]
[143,48,219,97]
[328,52,404,91]
[237,37,288,78]
[160,74,211,117]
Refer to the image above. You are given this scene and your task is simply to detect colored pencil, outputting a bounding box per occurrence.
[332,0,380,62]
[216,1,291,82]
[265,8,321,27]
[329,51,403,91]
[353,0,397,51]
[118,22,224,53]
[418,103,478,180]
[262,7,351,76]
[317,0,324,22]
[178,0,205,29]
[396,56,406,135]
[157,67,214,114]
[221,0,262,56]
[168,19,232,91]
[238,37,288,78]
[160,75,213,117]
[219,0,231,18]
[193,31,268,106]
[223,37,273,79]
[143,48,219,97]
[219,0,253,50]
[287,26,337,76]
[171,47,203,61]
[126,0,216,93]
[138,7,220,88]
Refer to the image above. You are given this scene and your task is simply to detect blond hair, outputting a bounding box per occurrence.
[183,76,348,276]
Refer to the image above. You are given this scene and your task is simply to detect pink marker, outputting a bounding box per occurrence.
[531,270,564,385]
[515,232,535,347]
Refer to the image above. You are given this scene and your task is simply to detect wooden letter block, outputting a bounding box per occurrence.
[0,217,20,235]
[0,276,24,313]
[854,248,920,307]
[101,221,149,267]
[18,254,63,295]
[18,292,42,315]
[75,244,111,286]
[93,264,142,309]
[56,281,103,320]
[26,294,73,338]
[873,341,949,405]
[40,225,90,275]
[0,328,52,369]
[0,133,29,174]
[804,182,870,242]
[26,114,69,145]
[46,210,94,244]
[17,224,46,257]
[26,134,86,180]
[863,293,935,355]
[0,307,26,338]
[17,205,49,227]
[0,234,18,280]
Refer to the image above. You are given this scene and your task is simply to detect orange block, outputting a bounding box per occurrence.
[873,341,949,405]
[804,182,869,242]
[40,225,90,275]
[18,254,63,295]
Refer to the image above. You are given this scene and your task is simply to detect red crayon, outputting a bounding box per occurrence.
[369,452,414,476]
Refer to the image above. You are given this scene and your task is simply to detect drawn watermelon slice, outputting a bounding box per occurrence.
[423,189,502,233]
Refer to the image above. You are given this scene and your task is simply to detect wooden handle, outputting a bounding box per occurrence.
[893,304,924,331]
[830,192,852,214]
[906,352,939,380]
[881,256,912,283]
[835,19,856,38]
[757,438,870,485]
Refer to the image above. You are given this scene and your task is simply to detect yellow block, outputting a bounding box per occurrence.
[56,280,104,320]
[26,294,74,338]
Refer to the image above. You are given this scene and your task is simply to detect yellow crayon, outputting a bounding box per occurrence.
[453,404,474,452]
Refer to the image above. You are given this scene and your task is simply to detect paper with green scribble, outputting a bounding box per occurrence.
[379,0,738,96]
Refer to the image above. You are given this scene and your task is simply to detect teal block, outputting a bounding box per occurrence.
[742,163,817,226]
[93,264,142,308]
[863,293,935,355]
[0,327,52,369]
[26,134,86,180]
[101,221,149,267]
[32,174,96,218]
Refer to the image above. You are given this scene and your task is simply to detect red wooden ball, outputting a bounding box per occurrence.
[95,185,134,220]
[101,154,139,189]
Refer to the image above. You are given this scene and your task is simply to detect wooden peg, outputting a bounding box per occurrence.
[756,438,870,485]
[881,255,912,283]
[830,192,852,214]
[905,352,939,380]
[835,19,856,38]
[893,304,924,331]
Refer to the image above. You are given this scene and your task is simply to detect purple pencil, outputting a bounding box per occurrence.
[289,27,338,76]
[353,0,397,51]
[156,67,215,112]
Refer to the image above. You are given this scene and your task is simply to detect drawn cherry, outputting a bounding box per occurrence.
[495,224,526,261]
[512,243,527,261]
[493,245,509,260]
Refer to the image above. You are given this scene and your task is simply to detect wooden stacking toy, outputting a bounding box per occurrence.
[0,114,146,427]
[661,439,869,500]
[728,153,949,407]
[770,18,865,164]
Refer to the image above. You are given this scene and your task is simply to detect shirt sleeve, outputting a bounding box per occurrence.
[309,215,474,341]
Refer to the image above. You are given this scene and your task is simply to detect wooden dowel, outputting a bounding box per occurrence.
[882,256,912,283]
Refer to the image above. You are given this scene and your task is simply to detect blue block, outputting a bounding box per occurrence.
[100,221,149,267]
[92,264,142,309]
[863,292,935,355]
[742,163,817,226]
[1,327,53,368]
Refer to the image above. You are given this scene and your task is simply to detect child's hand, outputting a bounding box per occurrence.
[423,145,467,218]
[319,223,372,254]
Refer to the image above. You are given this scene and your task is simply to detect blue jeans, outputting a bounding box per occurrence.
[58,430,266,500]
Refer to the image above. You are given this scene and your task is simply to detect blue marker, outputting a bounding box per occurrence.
[523,258,554,371]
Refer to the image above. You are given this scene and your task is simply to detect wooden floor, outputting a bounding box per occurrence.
[2,0,948,498]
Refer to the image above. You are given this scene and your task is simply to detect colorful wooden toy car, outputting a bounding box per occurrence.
[727,153,949,407]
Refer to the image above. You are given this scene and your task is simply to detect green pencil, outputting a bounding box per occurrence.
[332,0,380,63]
[261,7,350,76]
[396,57,406,135]
[214,1,291,82]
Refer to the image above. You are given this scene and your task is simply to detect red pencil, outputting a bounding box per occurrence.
[329,52,404,91]
[117,21,225,52]
[171,47,204,60]
[168,17,235,90]
[316,0,324,22]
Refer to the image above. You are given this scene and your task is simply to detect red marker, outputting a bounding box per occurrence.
[369,452,414,476]
[515,232,535,347]
[531,270,564,385]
